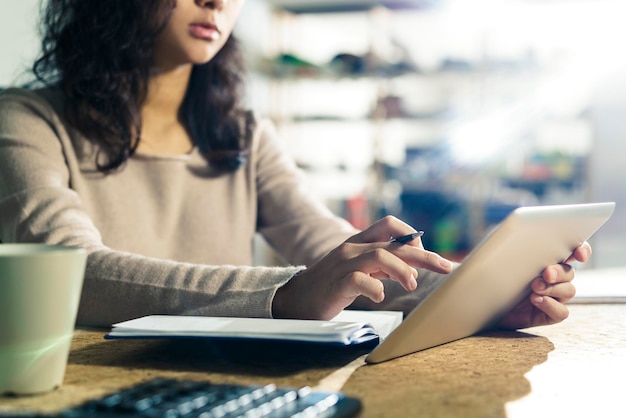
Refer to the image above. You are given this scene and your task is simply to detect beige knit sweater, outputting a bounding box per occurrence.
[0,88,446,327]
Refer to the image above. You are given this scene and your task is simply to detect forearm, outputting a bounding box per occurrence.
[78,248,301,326]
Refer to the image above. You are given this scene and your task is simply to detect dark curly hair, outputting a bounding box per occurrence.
[32,0,254,172]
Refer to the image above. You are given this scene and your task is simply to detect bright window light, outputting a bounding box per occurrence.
[441,0,626,166]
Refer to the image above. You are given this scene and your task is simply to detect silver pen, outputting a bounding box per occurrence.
[389,231,425,244]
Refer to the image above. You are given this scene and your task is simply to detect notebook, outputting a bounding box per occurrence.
[105,309,403,346]
[366,202,616,363]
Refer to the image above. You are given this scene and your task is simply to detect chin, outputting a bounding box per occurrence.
[190,51,220,65]
[190,41,226,64]
[160,43,224,68]
[194,56,218,65]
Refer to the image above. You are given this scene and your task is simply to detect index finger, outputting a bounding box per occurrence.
[390,244,454,274]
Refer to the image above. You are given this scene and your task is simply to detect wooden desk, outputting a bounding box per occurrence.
[1,304,625,418]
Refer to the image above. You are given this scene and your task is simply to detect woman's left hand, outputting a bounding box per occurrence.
[496,242,592,329]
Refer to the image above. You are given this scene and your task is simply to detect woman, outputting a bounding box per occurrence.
[0,0,587,328]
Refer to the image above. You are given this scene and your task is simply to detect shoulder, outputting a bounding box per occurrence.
[250,115,289,158]
[0,87,58,108]
[0,87,84,162]
[248,115,306,185]
[0,87,65,128]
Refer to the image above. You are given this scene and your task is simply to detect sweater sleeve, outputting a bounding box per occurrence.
[0,89,299,327]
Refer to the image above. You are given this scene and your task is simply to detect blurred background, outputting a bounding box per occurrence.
[2,0,625,267]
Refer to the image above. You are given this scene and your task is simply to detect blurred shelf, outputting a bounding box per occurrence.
[268,0,442,14]
[256,64,542,82]
[254,0,594,242]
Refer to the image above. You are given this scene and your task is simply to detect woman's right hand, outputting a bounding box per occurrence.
[272,216,453,320]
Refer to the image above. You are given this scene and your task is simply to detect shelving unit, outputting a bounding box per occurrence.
[268,0,441,14]
[246,0,593,257]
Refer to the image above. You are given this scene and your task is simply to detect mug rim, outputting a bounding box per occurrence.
[0,244,86,257]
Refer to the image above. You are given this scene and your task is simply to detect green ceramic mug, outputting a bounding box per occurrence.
[0,244,87,395]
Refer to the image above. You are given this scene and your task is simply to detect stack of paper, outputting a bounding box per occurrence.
[105,310,403,346]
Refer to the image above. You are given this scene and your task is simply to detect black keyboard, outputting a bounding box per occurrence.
[53,378,362,418]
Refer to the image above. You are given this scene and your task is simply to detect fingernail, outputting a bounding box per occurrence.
[536,280,547,291]
[407,271,417,291]
[533,295,544,304]
[440,258,452,269]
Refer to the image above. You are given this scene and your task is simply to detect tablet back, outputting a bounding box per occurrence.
[366,202,615,364]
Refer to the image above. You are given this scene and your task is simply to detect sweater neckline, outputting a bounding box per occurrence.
[133,147,200,161]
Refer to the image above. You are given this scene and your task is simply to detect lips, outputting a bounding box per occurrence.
[189,23,221,41]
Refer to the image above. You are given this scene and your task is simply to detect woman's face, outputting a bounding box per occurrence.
[153,0,245,70]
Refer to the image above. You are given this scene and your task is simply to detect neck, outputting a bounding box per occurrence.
[143,65,193,120]
[136,65,195,155]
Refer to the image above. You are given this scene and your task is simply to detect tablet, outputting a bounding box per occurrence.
[366,202,616,364]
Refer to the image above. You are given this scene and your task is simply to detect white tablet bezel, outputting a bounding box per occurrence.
[366,202,616,364]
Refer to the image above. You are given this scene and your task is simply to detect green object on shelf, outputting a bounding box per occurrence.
[275,53,317,68]
[270,53,322,77]
[433,217,461,253]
